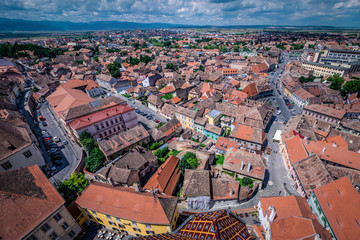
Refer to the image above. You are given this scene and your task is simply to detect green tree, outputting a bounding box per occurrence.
[198,65,205,71]
[233,45,240,52]
[150,142,161,150]
[219,45,228,53]
[56,172,89,204]
[328,75,345,91]
[341,80,360,97]
[179,152,199,173]
[93,56,99,62]
[154,147,169,158]
[166,63,174,69]
[107,61,121,78]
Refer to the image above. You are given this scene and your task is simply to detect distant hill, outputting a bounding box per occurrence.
[0,18,357,32]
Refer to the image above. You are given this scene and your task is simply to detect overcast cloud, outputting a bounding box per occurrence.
[0,0,359,26]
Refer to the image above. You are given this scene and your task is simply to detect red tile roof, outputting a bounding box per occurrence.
[314,177,360,240]
[284,135,308,165]
[0,165,64,240]
[143,155,181,195]
[215,137,238,152]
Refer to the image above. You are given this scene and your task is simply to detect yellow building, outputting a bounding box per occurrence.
[175,106,198,130]
[0,165,82,240]
[76,183,179,237]
[302,61,347,77]
[205,109,222,125]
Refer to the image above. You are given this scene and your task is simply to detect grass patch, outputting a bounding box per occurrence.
[122,94,131,98]
[156,122,166,129]
[222,170,235,177]
[215,155,224,165]
[160,93,173,100]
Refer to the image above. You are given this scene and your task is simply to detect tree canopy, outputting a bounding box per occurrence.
[341,80,360,97]
[179,151,199,173]
[79,131,105,173]
[107,61,121,78]
[328,74,345,91]
[0,43,65,59]
[56,172,89,205]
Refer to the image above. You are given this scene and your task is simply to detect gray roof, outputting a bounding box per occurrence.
[206,109,221,119]
[183,169,211,197]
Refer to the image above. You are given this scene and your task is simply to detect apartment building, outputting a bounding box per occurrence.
[303,104,346,126]
[175,107,199,130]
[0,165,81,240]
[76,183,179,237]
[320,49,360,64]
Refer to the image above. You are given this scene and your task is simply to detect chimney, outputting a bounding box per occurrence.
[268,206,277,222]
[247,163,251,173]
[322,146,326,154]
[241,161,244,171]
[126,165,130,169]
[332,142,337,147]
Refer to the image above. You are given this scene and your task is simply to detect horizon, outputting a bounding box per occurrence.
[1,0,360,28]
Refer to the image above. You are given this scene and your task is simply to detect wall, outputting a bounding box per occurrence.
[0,143,45,172]
[24,205,82,240]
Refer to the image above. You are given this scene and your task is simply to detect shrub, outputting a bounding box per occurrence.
[149,142,161,150]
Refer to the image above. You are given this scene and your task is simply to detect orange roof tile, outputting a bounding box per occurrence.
[76,183,176,225]
[143,155,181,195]
[171,96,181,104]
[159,85,175,94]
[284,135,308,165]
[215,137,238,152]
[314,177,360,240]
[242,83,258,97]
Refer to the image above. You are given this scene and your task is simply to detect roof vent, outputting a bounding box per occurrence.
[322,146,326,154]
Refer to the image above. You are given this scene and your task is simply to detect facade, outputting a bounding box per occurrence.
[175,107,198,130]
[66,98,138,140]
[0,120,45,172]
[291,87,313,109]
[95,74,118,91]
[203,123,223,141]
[303,104,346,126]
[302,61,348,77]
[76,183,179,237]
[205,109,222,125]
[194,117,207,134]
[319,49,360,64]
[308,176,360,240]
[229,124,266,151]
[222,68,238,77]
[0,165,81,240]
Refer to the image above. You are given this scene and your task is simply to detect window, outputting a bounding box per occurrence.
[104,132,107,136]
[68,230,76,238]
[40,223,50,233]
[96,218,103,223]
[106,122,109,127]
[132,221,137,227]
[109,130,112,134]
[115,118,118,123]
[106,214,112,220]
[109,221,116,226]
[110,120,114,125]
[27,235,38,240]
[49,232,58,240]
[133,228,141,232]
[1,161,12,170]
[61,222,69,230]
[96,125,99,131]
[53,213,62,221]
[101,124,104,129]
[23,150,32,158]
[118,223,125,228]
[146,224,152,230]
[113,128,116,132]
[117,126,120,131]
[99,133,103,138]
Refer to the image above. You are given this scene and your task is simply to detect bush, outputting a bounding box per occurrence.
[215,155,224,165]
[239,177,253,186]
[79,131,105,173]
[154,147,169,158]
[328,75,345,91]
[160,93,173,100]
[150,142,161,150]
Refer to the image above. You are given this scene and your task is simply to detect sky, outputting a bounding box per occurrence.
[1,0,360,27]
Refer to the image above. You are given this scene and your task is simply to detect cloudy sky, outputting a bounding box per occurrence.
[1,0,359,27]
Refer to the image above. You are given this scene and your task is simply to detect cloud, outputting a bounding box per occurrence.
[0,0,359,27]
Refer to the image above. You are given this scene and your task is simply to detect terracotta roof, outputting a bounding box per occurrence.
[304,104,346,120]
[76,183,177,225]
[292,154,333,197]
[0,165,64,240]
[204,123,223,135]
[242,83,258,97]
[223,148,266,180]
[143,155,181,195]
[293,88,314,101]
[302,139,360,170]
[183,169,211,197]
[284,135,308,165]
[270,216,331,240]
[215,137,238,152]
[98,125,150,157]
[171,96,181,104]
[159,85,175,94]
[211,178,240,200]
[313,177,360,240]
[47,86,93,116]
[159,119,182,137]
[69,104,135,130]
[230,124,266,145]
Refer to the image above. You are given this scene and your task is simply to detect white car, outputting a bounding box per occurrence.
[53,137,60,142]
[276,110,282,115]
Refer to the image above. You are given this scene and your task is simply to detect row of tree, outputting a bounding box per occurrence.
[79,131,105,173]
[0,43,65,59]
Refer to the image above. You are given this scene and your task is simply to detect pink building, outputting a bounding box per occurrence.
[65,97,138,140]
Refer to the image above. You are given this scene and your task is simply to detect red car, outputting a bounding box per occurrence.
[39,116,46,121]
[44,137,52,141]
[155,119,160,123]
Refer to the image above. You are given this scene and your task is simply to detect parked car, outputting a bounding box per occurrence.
[37,111,42,116]
[41,121,47,126]
[46,144,57,149]
[62,140,68,145]
[52,159,62,166]
[52,154,62,160]
[154,119,160,123]
[44,137,52,141]
[39,116,46,121]
[36,106,40,110]
[276,110,282,115]
[41,130,48,135]
[53,137,60,142]
[42,135,51,139]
